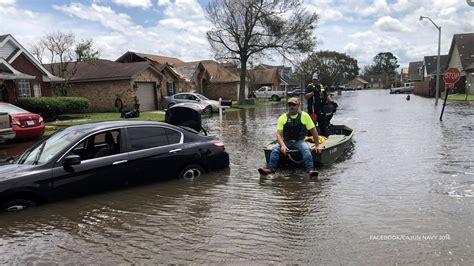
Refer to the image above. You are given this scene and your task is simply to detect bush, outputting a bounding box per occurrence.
[16,97,89,121]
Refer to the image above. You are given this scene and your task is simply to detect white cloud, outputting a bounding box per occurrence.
[0,0,15,5]
[53,3,137,33]
[114,0,152,8]
[391,0,415,13]
[374,16,409,32]
[358,0,390,17]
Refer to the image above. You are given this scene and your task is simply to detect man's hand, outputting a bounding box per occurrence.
[315,145,322,154]
[280,145,289,155]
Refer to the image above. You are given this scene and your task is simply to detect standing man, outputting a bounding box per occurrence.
[258,97,320,178]
[304,73,334,136]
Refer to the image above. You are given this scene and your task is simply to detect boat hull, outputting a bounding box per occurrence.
[263,125,353,166]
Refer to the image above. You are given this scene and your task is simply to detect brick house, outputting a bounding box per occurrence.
[116,51,209,96]
[197,60,241,100]
[0,34,62,103]
[248,68,281,91]
[48,59,164,112]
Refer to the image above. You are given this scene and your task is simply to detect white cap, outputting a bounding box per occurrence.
[312,73,319,80]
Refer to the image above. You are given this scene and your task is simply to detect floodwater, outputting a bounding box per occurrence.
[0,90,473,264]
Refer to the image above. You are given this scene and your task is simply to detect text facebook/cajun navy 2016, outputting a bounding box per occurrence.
[304,72,336,137]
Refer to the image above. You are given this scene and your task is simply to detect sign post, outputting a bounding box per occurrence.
[440,67,461,121]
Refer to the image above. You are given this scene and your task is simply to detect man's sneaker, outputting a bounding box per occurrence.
[258,168,273,176]
[308,170,319,178]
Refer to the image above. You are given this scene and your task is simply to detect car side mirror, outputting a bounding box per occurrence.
[63,155,81,166]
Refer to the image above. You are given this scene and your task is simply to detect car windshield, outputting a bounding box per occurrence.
[18,129,79,165]
[0,103,28,114]
[196,94,209,101]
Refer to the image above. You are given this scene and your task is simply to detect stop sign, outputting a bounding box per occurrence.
[443,67,461,84]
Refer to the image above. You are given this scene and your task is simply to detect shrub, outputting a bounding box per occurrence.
[16,97,89,120]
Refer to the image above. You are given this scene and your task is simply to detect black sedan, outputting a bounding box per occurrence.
[0,120,229,212]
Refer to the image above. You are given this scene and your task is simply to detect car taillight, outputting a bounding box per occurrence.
[38,116,44,123]
[212,140,225,152]
[11,117,20,126]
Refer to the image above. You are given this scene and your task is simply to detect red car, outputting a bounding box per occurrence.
[0,102,45,139]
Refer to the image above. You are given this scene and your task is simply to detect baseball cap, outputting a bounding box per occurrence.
[287,97,300,105]
[312,73,319,80]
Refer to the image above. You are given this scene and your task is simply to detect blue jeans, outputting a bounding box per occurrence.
[268,139,314,173]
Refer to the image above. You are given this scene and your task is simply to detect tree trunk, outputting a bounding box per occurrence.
[238,58,248,105]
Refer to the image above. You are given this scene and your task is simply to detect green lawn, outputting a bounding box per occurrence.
[446,93,474,101]
[44,111,166,136]
[42,99,280,136]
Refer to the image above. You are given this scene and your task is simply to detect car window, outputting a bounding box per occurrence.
[18,130,77,165]
[69,130,121,160]
[165,128,182,144]
[196,94,209,100]
[0,103,28,114]
[128,127,169,151]
[175,94,186,100]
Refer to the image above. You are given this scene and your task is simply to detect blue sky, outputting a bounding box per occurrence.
[1,0,473,71]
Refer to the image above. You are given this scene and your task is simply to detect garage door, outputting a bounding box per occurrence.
[136,82,156,111]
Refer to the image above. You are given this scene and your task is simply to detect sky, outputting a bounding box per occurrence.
[0,0,473,71]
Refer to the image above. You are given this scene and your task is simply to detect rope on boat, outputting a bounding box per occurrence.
[286,150,304,164]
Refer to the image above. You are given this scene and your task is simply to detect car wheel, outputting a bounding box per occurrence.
[203,105,212,114]
[1,198,37,212]
[271,95,280,101]
[179,164,204,180]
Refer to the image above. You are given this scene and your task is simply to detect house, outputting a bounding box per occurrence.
[414,55,448,97]
[48,59,164,112]
[361,75,385,89]
[116,51,191,96]
[445,33,474,94]
[400,67,409,82]
[196,60,241,100]
[0,34,62,103]
[255,64,299,91]
[117,51,244,101]
[345,77,369,89]
[248,68,281,91]
[408,61,424,82]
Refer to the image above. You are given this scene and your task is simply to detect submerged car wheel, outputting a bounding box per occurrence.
[202,105,212,114]
[1,199,37,212]
[271,95,280,101]
[179,164,204,180]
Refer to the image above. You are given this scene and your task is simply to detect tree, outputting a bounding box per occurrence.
[206,0,318,104]
[32,31,99,96]
[372,52,399,89]
[294,51,359,88]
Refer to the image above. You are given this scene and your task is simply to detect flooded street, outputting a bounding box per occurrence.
[0,90,473,264]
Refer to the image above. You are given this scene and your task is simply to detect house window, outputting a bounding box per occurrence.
[167,81,175,95]
[18,80,31,97]
[378,78,382,82]
[33,83,41,97]
[370,78,374,82]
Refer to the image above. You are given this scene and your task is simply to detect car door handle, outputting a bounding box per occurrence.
[112,160,128,165]
[169,149,182,153]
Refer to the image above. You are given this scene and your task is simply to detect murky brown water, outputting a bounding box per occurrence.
[0,90,473,264]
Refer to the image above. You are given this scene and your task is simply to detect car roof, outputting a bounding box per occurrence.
[64,120,177,132]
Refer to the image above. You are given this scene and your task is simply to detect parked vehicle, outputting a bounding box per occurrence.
[0,112,15,143]
[287,88,303,97]
[390,82,414,94]
[0,120,229,212]
[163,93,229,113]
[252,86,286,101]
[0,102,44,139]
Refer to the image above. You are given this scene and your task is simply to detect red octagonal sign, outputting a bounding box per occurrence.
[443,67,461,84]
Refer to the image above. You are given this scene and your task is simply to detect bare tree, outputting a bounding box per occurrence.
[206,0,318,104]
[31,31,99,96]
